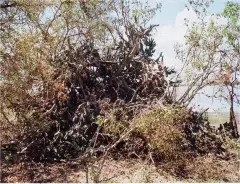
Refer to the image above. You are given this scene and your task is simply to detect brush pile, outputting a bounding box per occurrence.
[1,24,228,164]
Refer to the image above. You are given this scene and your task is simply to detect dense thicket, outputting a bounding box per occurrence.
[0,0,228,165]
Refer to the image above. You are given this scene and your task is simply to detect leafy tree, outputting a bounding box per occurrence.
[175,0,240,137]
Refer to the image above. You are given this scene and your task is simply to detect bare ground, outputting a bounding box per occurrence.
[1,156,240,183]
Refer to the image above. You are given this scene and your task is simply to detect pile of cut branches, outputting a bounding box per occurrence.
[3,23,169,162]
[1,23,228,163]
[0,0,230,166]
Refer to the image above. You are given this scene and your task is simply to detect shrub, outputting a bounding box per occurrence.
[134,106,189,161]
[97,108,130,136]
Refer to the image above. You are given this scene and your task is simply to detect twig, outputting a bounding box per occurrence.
[0,108,15,126]
[96,126,135,177]
[149,151,155,165]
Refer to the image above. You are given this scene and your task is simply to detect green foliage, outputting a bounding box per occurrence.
[97,108,129,136]
[142,38,156,57]
[176,0,240,105]
[184,1,240,73]
[222,1,240,48]
[133,106,189,160]
[225,137,240,152]
[223,1,240,25]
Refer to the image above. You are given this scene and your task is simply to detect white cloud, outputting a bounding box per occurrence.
[153,8,238,111]
[154,8,198,69]
[154,7,226,70]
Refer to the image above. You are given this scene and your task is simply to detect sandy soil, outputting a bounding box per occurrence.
[1,156,240,183]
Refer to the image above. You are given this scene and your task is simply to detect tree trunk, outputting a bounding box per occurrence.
[230,85,239,138]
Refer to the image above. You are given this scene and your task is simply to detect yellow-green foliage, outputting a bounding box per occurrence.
[98,105,190,161]
[97,108,129,136]
[134,106,189,160]
[1,105,53,142]
[225,137,240,152]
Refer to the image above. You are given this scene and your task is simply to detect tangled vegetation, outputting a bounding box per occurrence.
[1,0,239,182]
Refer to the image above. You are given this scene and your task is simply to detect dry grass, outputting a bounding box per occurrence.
[185,155,240,182]
[1,162,81,182]
[67,156,240,182]
[2,156,240,182]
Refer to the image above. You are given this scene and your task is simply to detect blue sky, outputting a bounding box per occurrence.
[147,0,240,112]
[149,0,240,69]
